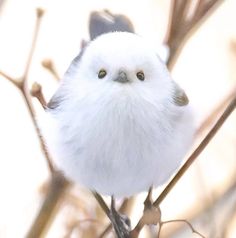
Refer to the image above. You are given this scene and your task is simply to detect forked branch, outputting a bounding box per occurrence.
[165,0,224,69]
[0,8,54,173]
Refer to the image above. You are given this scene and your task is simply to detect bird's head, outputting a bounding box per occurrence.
[72,32,170,88]
[48,32,188,111]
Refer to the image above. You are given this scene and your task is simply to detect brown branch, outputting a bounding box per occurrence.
[22,87,55,172]
[0,71,22,88]
[23,8,44,80]
[30,82,47,109]
[41,59,61,81]
[26,171,70,238]
[0,8,54,173]
[165,0,224,69]
[1,8,67,237]
[92,191,110,218]
[193,0,222,24]
[20,8,54,173]
[160,219,206,238]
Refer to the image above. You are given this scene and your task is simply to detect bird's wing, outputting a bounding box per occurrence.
[172,80,189,106]
[47,91,63,110]
[47,49,85,110]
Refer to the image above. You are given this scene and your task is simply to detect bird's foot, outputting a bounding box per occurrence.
[109,196,131,238]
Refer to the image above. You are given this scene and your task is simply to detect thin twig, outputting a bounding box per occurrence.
[30,82,47,109]
[166,0,224,69]
[1,9,65,237]
[41,59,61,81]
[160,219,206,238]
[26,171,70,238]
[22,87,54,172]
[92,191,110,218]
[0,71,21,88]
[193,0,222,24]
[23,8,44,80]
[0,7,70,238]
[21,8,54,172]
[0,8,55,173]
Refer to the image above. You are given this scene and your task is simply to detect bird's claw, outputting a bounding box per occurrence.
[109,197,131,238]
[109,209,131,238]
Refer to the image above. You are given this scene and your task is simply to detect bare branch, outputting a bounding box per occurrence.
[41,59,61,81]
[161,219,206,238]
[31,82,47,109]
[1,8,71,238]
[0,8,55,173]
[92,191,110,218]
[165,0,224,69]
[0,71,22,88]
[23,8,44,80]
[26,171,70,238]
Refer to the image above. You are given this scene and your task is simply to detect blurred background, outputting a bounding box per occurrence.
[0,0,236,237]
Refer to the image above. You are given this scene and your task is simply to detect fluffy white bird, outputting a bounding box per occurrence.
[43,32,194,198]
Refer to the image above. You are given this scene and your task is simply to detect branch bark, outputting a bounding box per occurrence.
[26,172,70,238]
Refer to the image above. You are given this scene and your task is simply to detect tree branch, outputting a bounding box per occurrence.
[26,171,70,238]
[160,219,206,238]
[41,59,61,81]
[23,8,44,80]
[30,82,47,109]
[165,0,224,69]
[0,71,21,88]
[0,8,54,173]
[1,9,67,237]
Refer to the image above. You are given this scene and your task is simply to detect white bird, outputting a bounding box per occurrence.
[43,32,194,198]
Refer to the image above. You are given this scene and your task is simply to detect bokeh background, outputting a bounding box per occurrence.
[0,0,236,237]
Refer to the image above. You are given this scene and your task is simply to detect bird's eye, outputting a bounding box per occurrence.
[98,69,107,79]
[136,71,145,81]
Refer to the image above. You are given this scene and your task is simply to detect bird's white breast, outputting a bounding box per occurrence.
[44,79,194,197]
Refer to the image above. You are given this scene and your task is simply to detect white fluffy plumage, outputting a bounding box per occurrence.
[42,32,194,197]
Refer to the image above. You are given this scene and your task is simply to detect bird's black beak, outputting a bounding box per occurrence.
[113,71,129,83]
